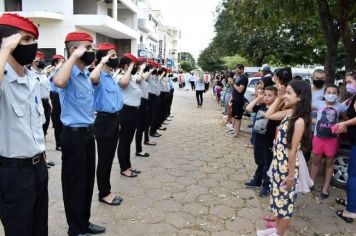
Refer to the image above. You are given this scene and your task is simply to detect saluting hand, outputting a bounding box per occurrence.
[140,63,146,71]
[72,45,87,59]
[1,33,22,51]
[100,52,115,64]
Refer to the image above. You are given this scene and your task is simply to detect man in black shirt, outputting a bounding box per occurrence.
[228,64,248,137]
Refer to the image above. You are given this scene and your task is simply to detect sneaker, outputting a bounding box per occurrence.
[244,179,261,188]
[259,187,271,197]
[226,123,233,129]
[256,228,277,236]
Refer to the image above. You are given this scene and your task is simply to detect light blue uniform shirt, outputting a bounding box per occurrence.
[94,71,123,113]
[0,63,45,158]
[167,78,174,90]
[59,64,95,127]
[49,68,60,93]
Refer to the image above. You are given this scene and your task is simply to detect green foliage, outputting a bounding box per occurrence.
[197,42,225,72]
[179,61,193,72]
[222,54,250,69]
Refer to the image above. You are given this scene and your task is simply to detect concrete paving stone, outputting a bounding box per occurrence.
[181,202,209,217]
[165,212,195,229]
[194,215,226,232]
[210,205,236,219]
[177,229,210,236]
[237,208,264,221]
[225,217,255,234]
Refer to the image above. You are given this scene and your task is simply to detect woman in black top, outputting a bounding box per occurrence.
[334,70,356,222]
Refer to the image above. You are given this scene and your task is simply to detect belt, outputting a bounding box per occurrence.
[96,111,120,117]
[0,152,45,168]
[123,104,139,110]
[63,125,93,132]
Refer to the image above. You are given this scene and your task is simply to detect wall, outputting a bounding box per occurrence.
[117,9,135,28]
[22,0,72,15]
[73,0,97,14]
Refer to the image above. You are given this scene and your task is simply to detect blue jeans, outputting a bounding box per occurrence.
[347,145,356,213]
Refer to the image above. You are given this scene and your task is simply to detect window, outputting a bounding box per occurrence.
[5,0,22,11]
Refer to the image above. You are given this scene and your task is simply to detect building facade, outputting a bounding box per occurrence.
[1,0,140,58]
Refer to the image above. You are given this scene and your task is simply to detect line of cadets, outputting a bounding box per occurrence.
[0,13,174,236]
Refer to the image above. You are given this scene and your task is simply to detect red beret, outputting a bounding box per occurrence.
[97,43,117,51]
[52,54,65,60]
[137,57,148,63]
[123,53,138,64]
[155,62,161,68]
[0,13,39,39]
[35,51,45,59]
[65,32,93,43]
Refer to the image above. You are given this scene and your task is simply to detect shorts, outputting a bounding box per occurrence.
[312,135,339,157]
[232,100,244,119]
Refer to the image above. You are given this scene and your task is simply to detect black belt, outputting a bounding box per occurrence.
[0,152,45,168]
[123,104,139,110]
[63,125,93,132]
[96,111,120,117]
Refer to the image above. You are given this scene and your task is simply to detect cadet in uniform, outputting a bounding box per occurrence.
[116,53,142,177]
[91,43,123,206]
[147,63,162,137]
[0,13,48,236]
[135,58,153,157]
[53,32,105,236]
[31,51,51,136]
[48,54,65,151]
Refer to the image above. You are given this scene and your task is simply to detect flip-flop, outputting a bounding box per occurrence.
[336,210,354,223]
[262,215,276,222]
[336,197,347,207]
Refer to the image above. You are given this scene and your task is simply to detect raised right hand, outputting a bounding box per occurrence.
[72,45,87,59]
[1,33,22,51]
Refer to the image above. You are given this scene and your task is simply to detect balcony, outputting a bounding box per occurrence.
[8,10,64,21]
[138,19,153,33]
[147,33,159,42]
[105,0,138,13]
[73,14,139,39]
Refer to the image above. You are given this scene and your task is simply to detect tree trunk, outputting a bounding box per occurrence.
[339,0,356,71]
[317,0,341,85]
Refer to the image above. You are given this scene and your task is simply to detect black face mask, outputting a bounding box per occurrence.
[80,51,95,66]
[143,65,151,73]
[88,67,94,72]
[106,58,118,69]
[313,79,325,88]
[12,43,38,66]
[37,60,46,69]
[131,66,138,75]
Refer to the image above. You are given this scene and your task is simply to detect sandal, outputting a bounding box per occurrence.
[262,215,276,222]
[131,169,141,174]
[120,171,138,178]
[99,195,122,206]
[265,221,276,228]
[336,210,354,223]
[336,197,347,207]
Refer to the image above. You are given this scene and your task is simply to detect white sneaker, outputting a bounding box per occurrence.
[256,228,277,236]
[226,123,232,128]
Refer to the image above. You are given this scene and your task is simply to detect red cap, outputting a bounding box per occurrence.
[155,62,161,68]
[97,43,117,51]
[65,32,93,43]
[35,51,45,59]
[0,13,39,39]
[137,57,148,63]
[52,54,65,60]
[123,53,138,64]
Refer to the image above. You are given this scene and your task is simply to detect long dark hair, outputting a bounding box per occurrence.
[275,67,292,86]
[286,80,312,152]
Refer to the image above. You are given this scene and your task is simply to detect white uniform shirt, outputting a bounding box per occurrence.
[0,63,45,158]
[117,72,142,107]
[138,79,149,99]
[31,67,50,99]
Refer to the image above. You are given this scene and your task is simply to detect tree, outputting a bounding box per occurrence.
[179,61,193,72]
[197,42,225,72]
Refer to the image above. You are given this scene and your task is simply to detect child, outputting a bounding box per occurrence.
[258,80,311,236]
[244,86,278,198]
[310,85,347,198]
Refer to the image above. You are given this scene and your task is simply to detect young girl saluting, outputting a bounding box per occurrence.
[259,80,312,236]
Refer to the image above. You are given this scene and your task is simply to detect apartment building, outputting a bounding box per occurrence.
[1,0,140,58]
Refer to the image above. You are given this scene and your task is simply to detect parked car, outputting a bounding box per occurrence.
[332,133,350,189]
[244,77,261,104]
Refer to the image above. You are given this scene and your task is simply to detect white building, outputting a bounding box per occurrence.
[1,0,140,58]
[137,0,159,59]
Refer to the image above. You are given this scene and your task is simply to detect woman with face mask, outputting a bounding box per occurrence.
[115,53,143,178]
[333,70,356,223]
[90,43,123,206]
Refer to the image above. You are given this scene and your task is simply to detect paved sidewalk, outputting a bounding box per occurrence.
[1,87,355,236]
